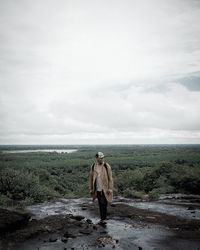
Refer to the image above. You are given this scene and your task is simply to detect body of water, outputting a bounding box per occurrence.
[2,149,78,154]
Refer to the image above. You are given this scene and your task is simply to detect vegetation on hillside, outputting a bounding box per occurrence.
[0,145,200,207]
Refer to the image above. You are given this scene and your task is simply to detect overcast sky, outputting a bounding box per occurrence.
[0,0,200,145]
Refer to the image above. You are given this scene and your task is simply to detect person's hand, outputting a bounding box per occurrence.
[90,191,96,202]
[107,189,112,195]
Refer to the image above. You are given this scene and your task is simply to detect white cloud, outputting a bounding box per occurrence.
[0,0,200,144]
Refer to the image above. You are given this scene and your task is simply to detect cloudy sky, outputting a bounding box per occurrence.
[0,0,200,144]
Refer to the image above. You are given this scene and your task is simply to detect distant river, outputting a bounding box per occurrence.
[2,149,78,154]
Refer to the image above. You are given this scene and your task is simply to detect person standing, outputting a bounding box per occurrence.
[89,152,113,225]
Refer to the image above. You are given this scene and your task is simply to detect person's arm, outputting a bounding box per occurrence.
[89,164,97,201]
[88,165,93,193]
[107,164,113,193]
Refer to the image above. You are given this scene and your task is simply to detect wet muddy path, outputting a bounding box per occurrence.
[1,195,200,250]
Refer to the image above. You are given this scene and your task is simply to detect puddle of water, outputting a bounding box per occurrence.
[27,198,98,221]
[106,219,174,250]
[127,200,200,220]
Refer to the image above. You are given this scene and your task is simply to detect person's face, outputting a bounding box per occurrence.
[96,157,104,164]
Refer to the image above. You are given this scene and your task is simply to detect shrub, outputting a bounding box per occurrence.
[148,188,161,200]
[123,188,146,199]
[0,168,55,203]
[0,194,13,207]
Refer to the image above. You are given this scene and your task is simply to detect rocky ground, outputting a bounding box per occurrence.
[0,196,200,250]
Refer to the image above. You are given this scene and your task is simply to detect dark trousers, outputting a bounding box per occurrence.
[97,191,108,220]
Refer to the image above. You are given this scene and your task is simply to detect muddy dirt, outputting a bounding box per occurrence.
[0,196,200,250]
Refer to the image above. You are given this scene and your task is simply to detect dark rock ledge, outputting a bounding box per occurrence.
[0,208,31,235]
[0,208,117,249]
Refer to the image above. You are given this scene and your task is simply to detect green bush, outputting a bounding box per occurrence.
[0,168,56,204]
[123,188,146,199]
[0,194,13,207]
[148,188,161,200]
[0,145,199,207]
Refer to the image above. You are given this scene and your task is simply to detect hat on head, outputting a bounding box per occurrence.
[96,152,105,159]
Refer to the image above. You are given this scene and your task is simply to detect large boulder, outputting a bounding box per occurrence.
[0,208,31,234]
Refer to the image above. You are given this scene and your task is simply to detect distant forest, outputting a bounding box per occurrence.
[0,145,200,208]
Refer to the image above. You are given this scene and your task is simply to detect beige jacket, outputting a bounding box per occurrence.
[89,162,113,203]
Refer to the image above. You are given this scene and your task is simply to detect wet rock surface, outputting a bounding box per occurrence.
[0,213,112,250]
[0,208,31,234]
[0,196,200,250]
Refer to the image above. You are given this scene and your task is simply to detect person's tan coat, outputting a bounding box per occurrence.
[89,162,113,203]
